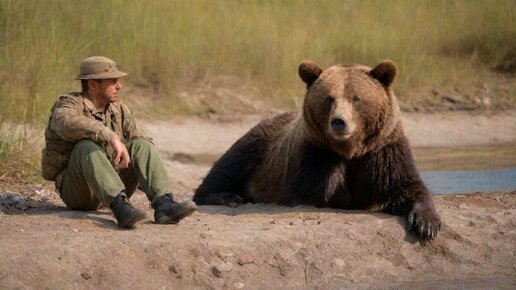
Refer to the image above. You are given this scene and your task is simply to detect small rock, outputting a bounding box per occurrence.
[168,265,182,279]
[81,271,92,280]
[289,221,294,226]
[213,261,233,272]
[335,258,346,270]
[217,250,234,258]
[0,195,23,206]
[238,254,255,265]
[458,203,469,209]
[72,229,79,233]
[233,282,245,289]
[211,266,222,278]
[168,265,178,274]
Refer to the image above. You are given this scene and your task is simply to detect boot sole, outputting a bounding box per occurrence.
[155,204,197,224]
[119,211,147,228]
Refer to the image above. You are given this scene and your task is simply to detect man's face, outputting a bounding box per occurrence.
[90,78,122,104]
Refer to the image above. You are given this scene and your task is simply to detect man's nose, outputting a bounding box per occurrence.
[116,81,122,90]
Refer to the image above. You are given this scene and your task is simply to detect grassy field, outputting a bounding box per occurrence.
[0,0,515,180]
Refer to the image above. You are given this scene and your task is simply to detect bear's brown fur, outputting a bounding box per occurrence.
[194,60,441,239]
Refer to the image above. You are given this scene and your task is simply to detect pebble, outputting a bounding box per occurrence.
[217,250,234,258]
[211,263,235,278]
[238,254,255,265]
[0,194,23,205]
[335,258,346,270]
[81,271,92,280]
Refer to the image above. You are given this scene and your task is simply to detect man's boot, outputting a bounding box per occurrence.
[152,194,197,224]
[110,192,146,228]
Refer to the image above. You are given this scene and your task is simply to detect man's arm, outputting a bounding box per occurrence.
[50,95,130,169]
[50,95,116,145]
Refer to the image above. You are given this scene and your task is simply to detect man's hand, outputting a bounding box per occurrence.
[109,135,130,169]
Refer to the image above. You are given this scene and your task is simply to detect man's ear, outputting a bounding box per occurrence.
[298,60,323,88]
[88,79,102,91]
[370,60,397,87]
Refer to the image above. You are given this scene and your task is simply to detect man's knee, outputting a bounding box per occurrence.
[130,138,152,147]
[128,138,154,152]
[73,139,103,156]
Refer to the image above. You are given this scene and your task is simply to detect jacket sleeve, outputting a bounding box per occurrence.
[120,102,151,142]
[50,95,116,145]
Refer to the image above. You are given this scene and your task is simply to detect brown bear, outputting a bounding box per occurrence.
[193,60,441,240]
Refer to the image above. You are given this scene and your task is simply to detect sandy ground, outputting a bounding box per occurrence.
[1,111,516,289]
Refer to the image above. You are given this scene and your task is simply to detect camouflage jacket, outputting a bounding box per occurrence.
[41,92,148,181]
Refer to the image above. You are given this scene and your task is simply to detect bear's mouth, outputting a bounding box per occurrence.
[331,131,352,140]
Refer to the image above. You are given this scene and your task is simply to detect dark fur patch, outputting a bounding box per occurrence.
[193,113,295,204]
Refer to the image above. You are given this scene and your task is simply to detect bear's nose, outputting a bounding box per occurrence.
[331,117,347,132]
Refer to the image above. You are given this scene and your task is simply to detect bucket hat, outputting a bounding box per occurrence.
[74,56,127,80]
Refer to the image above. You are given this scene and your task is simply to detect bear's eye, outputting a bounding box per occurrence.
[326,95,334,104]
[353,95,360,102]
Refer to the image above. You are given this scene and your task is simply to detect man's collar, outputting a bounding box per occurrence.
[81,92,110,114]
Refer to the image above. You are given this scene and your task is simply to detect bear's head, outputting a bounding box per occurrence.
[299,60,402,158]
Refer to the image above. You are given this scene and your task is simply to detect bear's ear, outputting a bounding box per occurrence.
[370,60,397,87]
[298,60,323,87]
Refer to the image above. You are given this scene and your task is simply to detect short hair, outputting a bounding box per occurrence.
[81,79,102,93]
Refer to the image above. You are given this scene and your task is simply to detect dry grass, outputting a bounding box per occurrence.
[1,0,515,122]
[0,125,42,181]
[0,0,515,179]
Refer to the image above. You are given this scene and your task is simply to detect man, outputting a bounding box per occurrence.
[42,56,197,228]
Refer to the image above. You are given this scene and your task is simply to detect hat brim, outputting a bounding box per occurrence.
[74,71,128,80]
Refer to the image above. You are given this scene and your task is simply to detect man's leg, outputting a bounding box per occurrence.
[60,140,145,227]
[120,138,172,203]
[122,138,196,223]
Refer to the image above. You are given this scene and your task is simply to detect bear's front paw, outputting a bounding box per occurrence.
[214,192,245,207]
[407,200,441,240]
[194,191,245,207]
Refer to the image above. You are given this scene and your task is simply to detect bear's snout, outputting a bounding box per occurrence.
[330,116,347,132]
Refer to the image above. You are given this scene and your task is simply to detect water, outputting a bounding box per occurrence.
[413,145,516,195]
[421,167,516,195]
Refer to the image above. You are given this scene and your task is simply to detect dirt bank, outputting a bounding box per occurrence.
[1,189,515,289]
[1,111,515,289]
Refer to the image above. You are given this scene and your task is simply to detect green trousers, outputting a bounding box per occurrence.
[59,138,171,210]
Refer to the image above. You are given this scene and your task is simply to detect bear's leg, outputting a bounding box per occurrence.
[360,141,441,240]
[387,182,441,240]
[193,125,266,207]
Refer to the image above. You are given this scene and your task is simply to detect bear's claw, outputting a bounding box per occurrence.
[407,201,441,240]
[218,192,245,208]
